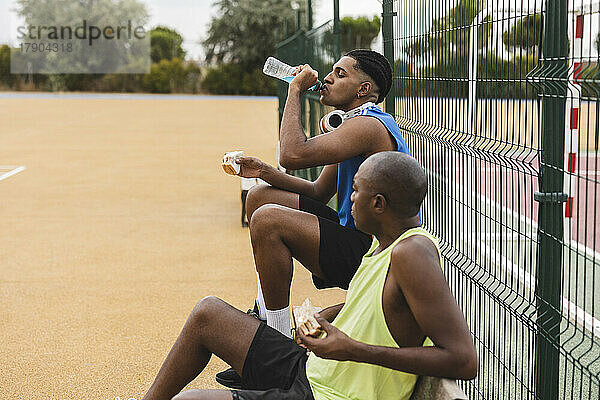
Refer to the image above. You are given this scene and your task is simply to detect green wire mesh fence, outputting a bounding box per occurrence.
[276,0,598,398]
[388,0,599,399]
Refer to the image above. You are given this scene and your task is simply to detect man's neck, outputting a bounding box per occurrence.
[339,97,376,112]
[372,216,421,255]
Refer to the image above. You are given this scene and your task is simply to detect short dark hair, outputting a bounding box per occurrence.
[345,49,392,104]
[363,152,427,217]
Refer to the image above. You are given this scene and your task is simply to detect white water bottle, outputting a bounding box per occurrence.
[263,57,323,91]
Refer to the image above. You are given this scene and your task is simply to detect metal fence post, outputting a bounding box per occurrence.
[535,0,568,399]
[307,0,313,30]
[382,0,396,117]
[296,9,302,31]
[333,0,341,59]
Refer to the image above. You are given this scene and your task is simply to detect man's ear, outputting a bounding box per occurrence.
[358,81,372,98]
[373,193,386,214]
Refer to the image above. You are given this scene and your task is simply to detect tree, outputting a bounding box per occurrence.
[396,0,544,99]
[340,16,380,53]
[502,14,543,51]
[394,58,419,97]
[143,58,201,93]
[13,0,149,78]
[202,0,303,70]
[0,45,13,88]
[150,26,186,63]
[99,25,188,93]
[402,0,487,70]
[400,0,486,97]
[200,0,304,96]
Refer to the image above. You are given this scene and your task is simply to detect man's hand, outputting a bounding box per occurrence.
[236,156,268,178]
[296,314,356,361]
[290,64,319,93]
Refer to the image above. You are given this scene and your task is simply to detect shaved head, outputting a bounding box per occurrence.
[360,152,427,217]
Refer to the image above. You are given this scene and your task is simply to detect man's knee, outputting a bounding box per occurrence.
[190,296,227,332]
[172,389,225,400]
[245,184,271,221]
[171,390,200,400]
[249,204,287,241]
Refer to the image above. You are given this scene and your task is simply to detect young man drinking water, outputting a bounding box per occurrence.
[217,49,412,387]
[143,152,478,400]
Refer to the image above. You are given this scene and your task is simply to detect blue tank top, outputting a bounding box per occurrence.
[337,105,410,228]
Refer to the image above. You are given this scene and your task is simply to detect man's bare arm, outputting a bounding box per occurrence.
[299,237,478,380]
[280,115,393,170]
[319,303,344,323]
[260,163,337,202]
[278,84,307,166]
[238,157,337,202]
[279,67,393,170]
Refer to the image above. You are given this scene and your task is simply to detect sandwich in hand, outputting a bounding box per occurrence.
[222,151,244,175]
[293,298,324,337]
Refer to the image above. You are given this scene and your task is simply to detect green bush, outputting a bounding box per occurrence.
[0,45,13,88]
[394,59,418,97]
[150,26,186,63]
[340,16,381,53]
[502,14,543,51]
[201,63,276,96]
[143,58,201,93]
[101,74,146,92]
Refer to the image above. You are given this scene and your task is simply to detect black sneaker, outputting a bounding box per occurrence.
[215,301,266,389]
[246,300,266,322]
[216,367,242,389]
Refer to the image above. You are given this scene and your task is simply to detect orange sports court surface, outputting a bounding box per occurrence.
[0,94,345,399]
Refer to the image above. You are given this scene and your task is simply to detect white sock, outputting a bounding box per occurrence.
[266,306,292,338]
[255,272,267,321]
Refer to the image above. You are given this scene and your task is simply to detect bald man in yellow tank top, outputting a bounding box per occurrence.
[142,152,478,400]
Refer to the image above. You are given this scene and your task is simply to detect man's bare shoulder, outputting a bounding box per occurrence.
[330,115,393,155]
[390,234,442,283]
[338,114,389,136]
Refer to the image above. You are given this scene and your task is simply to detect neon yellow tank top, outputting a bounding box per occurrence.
[306,227,440,400]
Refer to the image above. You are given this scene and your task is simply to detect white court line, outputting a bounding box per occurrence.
[476,169,599,176]
[443,166,597,176]
[426,167,600,338]
[577,171,599,176]
[477,232,528,241]
[481,240,600,339]
[0,166,26,181]
[474,190,600,263]
[426,161,600,262]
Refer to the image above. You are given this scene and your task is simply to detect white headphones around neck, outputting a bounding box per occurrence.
[319,102,376,134]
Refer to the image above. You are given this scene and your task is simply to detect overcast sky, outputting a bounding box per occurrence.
[0,0,383,59]
[2,0,597,60]
[138,0,384,59]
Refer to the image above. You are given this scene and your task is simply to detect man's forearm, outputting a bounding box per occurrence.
[319,303,344,323]
[349,341,477,380]
[259,163,316,198]
[279,86,308,165]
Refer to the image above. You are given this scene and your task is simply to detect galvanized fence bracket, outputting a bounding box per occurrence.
[533,192,569,203]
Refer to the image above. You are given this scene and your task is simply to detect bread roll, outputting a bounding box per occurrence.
[222,151,243,175]
[293,298,323,337]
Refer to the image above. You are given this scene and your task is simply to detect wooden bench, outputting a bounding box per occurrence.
[410,377,468,400]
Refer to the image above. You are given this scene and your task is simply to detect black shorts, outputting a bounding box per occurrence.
[299,195,372,290]
[231,323,314,400]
